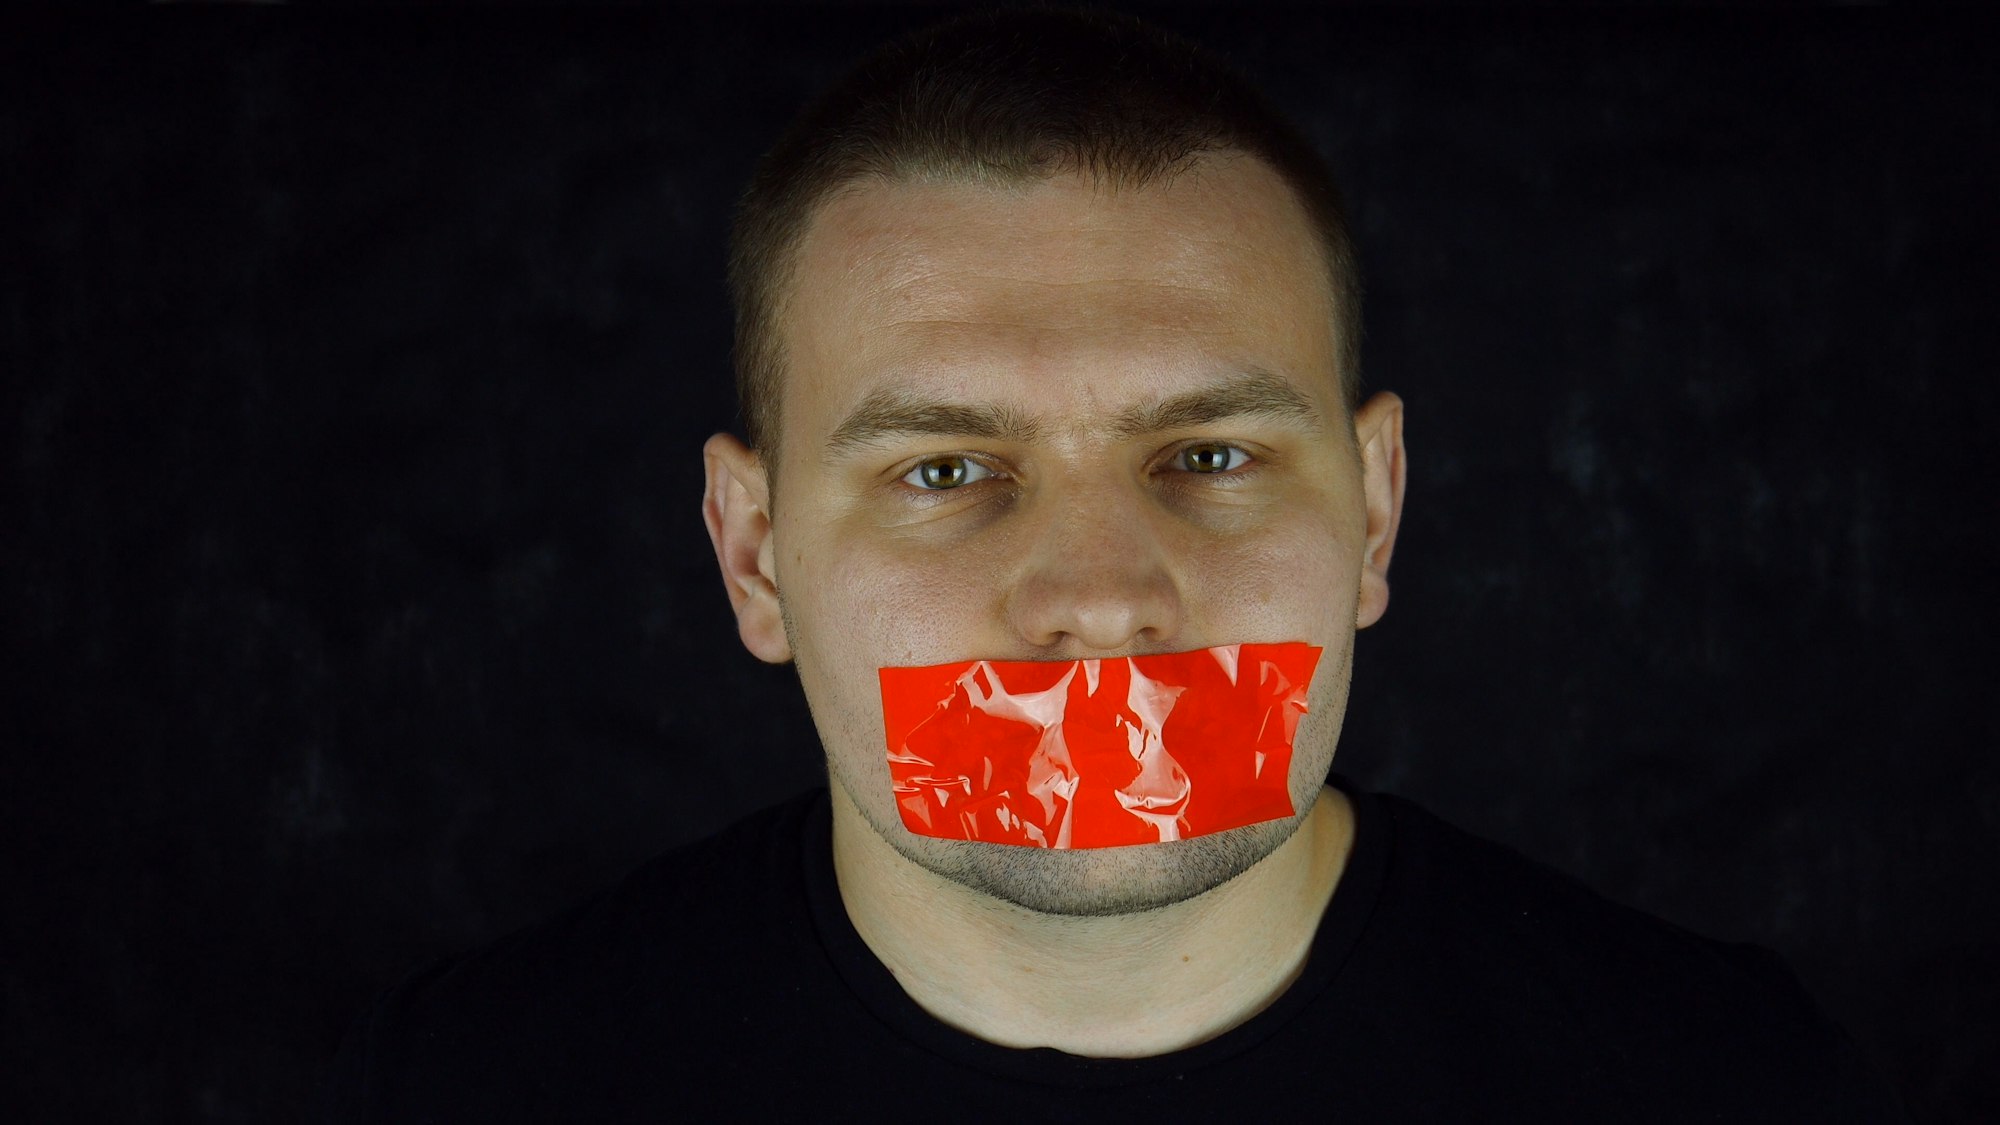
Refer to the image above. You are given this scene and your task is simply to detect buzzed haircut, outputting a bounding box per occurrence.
[726,6,1365,461]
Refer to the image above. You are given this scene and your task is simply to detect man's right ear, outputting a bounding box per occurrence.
[701,433,793,664]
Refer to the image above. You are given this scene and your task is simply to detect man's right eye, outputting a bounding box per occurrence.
[902,456,991,490]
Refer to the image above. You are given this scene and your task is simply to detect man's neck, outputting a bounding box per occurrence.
[829,784,1355,1058]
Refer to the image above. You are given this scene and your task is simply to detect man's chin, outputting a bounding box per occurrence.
[850,779,1313,917]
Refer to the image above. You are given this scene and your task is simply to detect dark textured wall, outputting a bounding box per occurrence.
[5,6,1994,1122]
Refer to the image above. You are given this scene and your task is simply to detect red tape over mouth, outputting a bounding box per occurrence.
[878,643,1322,849]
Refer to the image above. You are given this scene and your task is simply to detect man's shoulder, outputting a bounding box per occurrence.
[1346,788,1906,1120]
[425,788,819,991]
[324,790,830,1120]
[1371,790,1808,1000]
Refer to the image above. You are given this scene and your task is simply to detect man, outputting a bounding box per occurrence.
[329,9,1905,1119]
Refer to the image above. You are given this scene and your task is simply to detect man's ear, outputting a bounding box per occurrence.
[1353,391,1406,630]
[701,433,793,664]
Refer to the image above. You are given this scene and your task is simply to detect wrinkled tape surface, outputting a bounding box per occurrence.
[879,643,1321,849]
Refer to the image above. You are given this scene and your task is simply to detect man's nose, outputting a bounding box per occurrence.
[1002,483,1186,653]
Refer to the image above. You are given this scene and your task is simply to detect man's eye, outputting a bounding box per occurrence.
[1178,443,1251,473]
[902,455,992,490]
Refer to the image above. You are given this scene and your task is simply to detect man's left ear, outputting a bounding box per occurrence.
[1353,391,1406,629]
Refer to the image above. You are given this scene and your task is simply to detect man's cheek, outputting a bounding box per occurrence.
[819,539,1003,664]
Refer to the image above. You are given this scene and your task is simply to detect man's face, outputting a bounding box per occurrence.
[704,152,1403,915]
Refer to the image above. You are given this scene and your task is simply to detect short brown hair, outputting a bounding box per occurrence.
[726,7,1363,459]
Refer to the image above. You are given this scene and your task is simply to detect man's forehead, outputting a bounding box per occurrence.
[778,159,1340,434]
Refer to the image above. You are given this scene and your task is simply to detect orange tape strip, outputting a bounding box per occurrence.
[879,643,1321,849]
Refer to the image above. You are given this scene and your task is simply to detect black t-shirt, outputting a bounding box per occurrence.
[326,781,1907,1122]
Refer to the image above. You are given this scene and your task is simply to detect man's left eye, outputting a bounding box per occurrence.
[1178,443,1251,473]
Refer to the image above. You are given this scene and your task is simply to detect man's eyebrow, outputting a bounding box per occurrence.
[821,369,1324,458]
[823,388,1043,456]
[1109,370,1325,438]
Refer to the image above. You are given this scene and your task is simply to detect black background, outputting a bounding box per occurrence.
[5,4,1996,1122]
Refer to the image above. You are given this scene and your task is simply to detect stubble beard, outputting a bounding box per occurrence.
[786,598,1355,918]
[835,767,1315,916]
